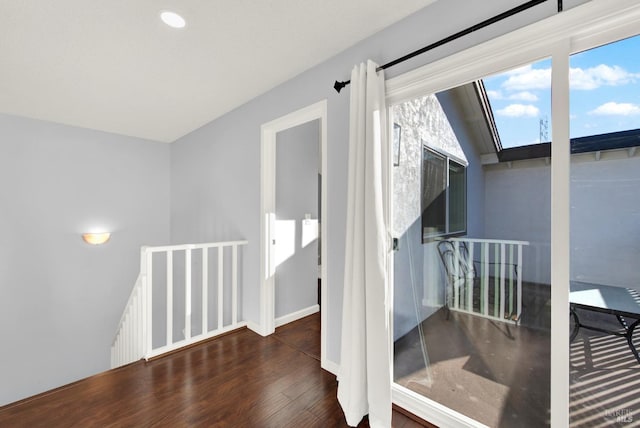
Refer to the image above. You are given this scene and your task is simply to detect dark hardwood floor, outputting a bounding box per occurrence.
[0,313,431,427]
[273,312,322,361]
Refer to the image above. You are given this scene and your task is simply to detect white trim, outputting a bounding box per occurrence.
[247,320,269,337]
[385,0,640,107]
[385,0,640,426]
[387,105,396,408]
[260,124,276,336]
[480,153,499,165]
[259,99,329,369]
[423,141,468,168]
[143,240,248,253]
[275,304,320,328]
[319,102,329,370]
[449,237,530,246]
[144,322,248,360]
[550,39,571,428]
[392,385,488,428]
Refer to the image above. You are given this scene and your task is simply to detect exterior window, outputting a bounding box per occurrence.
[421,145,466,241]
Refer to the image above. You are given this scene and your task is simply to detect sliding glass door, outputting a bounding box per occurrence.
[387,3,640,426]
[568,34,640,426]
[391,58,553,427]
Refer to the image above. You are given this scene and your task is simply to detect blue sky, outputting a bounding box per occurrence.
[483,34,640,148]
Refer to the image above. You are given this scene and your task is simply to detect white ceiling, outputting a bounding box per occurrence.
[0,0,436,143]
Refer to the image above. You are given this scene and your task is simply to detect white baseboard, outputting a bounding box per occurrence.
[247,320,269,337]
[247,304,320,336]
[275,304,320,328]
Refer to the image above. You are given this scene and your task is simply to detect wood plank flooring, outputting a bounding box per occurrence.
[0,313,430,427]
[273,312,321,361]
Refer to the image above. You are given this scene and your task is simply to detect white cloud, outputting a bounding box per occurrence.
[496,104,540,118]
[486,89,503,100]
[570,64,639,90]
[589,102,640,116]
[509,91,538,102]
[502,68,551,91]
[499,64,639,92]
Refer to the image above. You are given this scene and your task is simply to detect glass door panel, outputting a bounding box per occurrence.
[569,34,640,426]
[392,58,552,427]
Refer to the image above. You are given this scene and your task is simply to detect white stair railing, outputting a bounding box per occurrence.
[111,240,248,368]
[447,237,529,324]
[110,272,146,368]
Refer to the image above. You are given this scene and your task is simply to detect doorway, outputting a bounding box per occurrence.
[274,119,320,325]
[260,100,329,372]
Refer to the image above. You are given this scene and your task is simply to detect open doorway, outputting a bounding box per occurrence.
[259,100,330,371]
[272,119,321,360]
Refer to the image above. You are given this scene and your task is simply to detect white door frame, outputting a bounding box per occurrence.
[259,100,329,370]
[385,1,640,426]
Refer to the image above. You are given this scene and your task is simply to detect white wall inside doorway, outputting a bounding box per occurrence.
[275,119,320,319]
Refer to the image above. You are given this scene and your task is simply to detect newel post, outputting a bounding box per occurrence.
[140,246,152,360]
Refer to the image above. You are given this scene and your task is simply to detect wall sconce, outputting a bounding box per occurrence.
[82,232,111,245]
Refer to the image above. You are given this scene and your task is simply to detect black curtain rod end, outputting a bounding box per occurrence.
[334,80,349,93]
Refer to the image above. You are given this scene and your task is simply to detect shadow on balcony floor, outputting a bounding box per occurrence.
[394,283,640,427]
[570,310,640,427]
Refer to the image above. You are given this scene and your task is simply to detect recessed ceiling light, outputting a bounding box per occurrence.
[160,11,186,29]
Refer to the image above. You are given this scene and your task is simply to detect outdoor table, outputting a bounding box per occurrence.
[570,280,640,363]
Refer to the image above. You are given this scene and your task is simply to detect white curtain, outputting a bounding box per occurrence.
[337,60,391,428]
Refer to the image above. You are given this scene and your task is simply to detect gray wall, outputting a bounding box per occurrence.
[169,0,588,365]
[571,155,640,288]
[485,163,551,285]
[0,114,170,405]
[484,153,640,289]
[275,120,320,318]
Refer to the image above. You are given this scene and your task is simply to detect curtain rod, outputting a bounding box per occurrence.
[333,0,563,93]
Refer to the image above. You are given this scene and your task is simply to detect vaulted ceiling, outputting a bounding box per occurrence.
[0,0,436,142]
